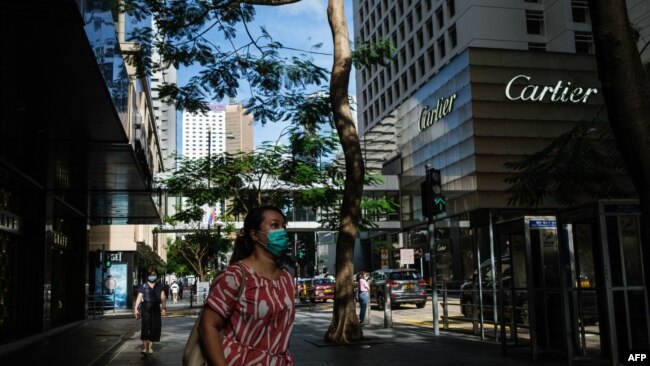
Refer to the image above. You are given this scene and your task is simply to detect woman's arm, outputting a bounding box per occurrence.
[134,293,143,319]
[160,287,167,316]
[198,307,228,366]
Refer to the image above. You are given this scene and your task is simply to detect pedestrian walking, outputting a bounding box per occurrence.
[358,271,370,324]
[198,205,295,365]
[170,282,180,304]
[134,266,167,355]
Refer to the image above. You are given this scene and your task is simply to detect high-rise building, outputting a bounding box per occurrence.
[151,59,178,170]
[181,103,253,158]
[353,0,648,363]
[225,103,254,154]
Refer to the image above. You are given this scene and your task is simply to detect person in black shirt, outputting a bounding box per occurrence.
[134,266,167,355]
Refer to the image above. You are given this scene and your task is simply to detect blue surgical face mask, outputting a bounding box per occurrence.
[257,228,290,257]
[148,276,157,283]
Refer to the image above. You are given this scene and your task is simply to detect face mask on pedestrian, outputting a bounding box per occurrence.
[256,228,290,257]
[147,275,157,283]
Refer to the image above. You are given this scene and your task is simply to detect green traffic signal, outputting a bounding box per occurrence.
[104,259,112,268]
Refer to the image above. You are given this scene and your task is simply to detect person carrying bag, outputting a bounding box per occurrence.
[182,263,246,366]
[183,205,296,366]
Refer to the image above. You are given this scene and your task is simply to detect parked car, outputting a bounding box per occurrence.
[459,257,524,323]
[298,278,336,303]
[369,268,428,309]
[459,257,598,326]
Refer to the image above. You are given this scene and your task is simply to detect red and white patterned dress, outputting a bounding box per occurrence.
[205,262,295,365]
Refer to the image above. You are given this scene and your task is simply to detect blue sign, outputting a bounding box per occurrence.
[529,220,556,228]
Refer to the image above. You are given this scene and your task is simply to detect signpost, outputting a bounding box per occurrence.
[400,249,414,266]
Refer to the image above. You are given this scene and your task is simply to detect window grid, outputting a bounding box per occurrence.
[526,10,545,35]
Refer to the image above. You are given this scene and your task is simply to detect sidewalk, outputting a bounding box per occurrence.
[0,299,563,366]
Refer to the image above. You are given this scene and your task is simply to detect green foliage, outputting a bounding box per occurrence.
[166,229,231,280]
[352,38,396,69]
[505,113,629,207]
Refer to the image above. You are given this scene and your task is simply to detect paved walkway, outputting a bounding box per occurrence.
[0,299,575,366]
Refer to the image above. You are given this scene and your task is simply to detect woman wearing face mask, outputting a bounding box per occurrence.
[199,205,295,366]
[134,266,167,355]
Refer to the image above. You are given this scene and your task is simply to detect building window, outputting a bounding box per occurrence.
[418,56,426,77]
[528,42,546,51]
[426,19,434,41]
[437,36,446,59]
[449,24,457,48]
[526,10,544,35]
[409,66,416,85]
[574,31,594,54]
[446,0,456,18]
[436,6,444,29]
[571,0,589,23]
[525,0,539,3]
[426,0,433,13]
[417,30,424,49]
[406,12,413,33]
[427,48,435,68]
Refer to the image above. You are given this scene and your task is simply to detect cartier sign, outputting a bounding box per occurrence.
[419,94,457,131]
[505,74,598,103]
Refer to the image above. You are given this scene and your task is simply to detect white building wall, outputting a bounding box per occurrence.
[181,104,227,158]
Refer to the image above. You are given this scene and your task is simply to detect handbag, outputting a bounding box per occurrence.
[182,263,247,366]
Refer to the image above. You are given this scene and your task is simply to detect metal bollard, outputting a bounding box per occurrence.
[383,283,393,328]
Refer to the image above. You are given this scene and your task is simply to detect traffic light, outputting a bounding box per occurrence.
[422,166,445,218]
[102,251,112,269]
[427,167,442,196]
[297,241,306,261]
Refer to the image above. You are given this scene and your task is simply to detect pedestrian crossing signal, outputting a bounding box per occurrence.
[104,259,112,269]
[433,196,446,215]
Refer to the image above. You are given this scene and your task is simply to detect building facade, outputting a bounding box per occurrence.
[353,0,648,363]
[0,0,163,347]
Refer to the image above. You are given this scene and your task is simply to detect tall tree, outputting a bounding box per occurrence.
[588,1,650,285]
[122,0,393,343]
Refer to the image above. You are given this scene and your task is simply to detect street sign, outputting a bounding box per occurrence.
[400,249,414,265]
[380,248,388,259]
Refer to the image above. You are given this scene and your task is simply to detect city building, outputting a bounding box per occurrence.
[0,0,164,346]
[181,102,253,158]
[353,0,649,363]
[179,102,253,224]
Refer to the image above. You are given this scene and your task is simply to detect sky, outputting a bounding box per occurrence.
[176,0,356,150]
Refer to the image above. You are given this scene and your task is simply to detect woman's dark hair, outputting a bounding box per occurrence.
[229,205,286,264]
[147,266,158,276]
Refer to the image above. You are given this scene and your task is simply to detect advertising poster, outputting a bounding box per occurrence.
[94,263,128,309]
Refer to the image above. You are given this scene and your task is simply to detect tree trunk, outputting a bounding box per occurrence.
[588,1,650,292]
[324,0,364,343]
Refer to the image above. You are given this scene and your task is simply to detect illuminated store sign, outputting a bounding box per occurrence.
[0,209,20,234]
[505,74,598,103]
[419,94,457,131]
[51,231,69,249]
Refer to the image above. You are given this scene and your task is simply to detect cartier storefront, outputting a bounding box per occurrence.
[388,47,641,362]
